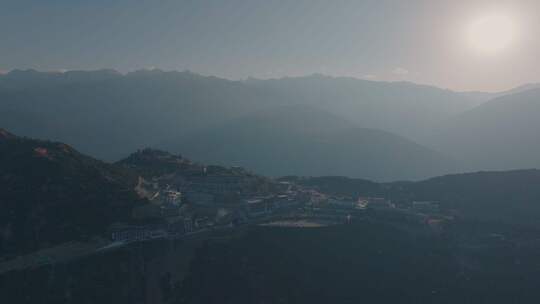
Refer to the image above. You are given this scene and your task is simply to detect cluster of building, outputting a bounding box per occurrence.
[244,193,304,217]
[119,162,448,245]
[138,164,272,207]
[312,196,395,211]
[112,192,307,244]
[308,192,446,228]
[358,197,395,210]
[188,175,251,195]
[411,201,440,214]
[325,196,440,215]
[110,214,214,243]
[114,172,310,243]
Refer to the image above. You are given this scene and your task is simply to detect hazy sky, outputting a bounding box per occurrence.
[2,0,539,91]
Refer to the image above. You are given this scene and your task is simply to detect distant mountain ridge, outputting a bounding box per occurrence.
[433,88,540,171]
[0,69,468,181]
[244,74,476,141]
[1,69,539,180]
[459,82,540,104]
[175,105,457,180]
[0,69,277,161]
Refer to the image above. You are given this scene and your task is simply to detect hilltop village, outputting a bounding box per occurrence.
[0,138,451,275]
[108,149,448,245]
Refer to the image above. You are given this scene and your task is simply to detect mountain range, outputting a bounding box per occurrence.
[1,69,538,180]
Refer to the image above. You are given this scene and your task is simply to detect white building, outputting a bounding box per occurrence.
[164,190,182,206]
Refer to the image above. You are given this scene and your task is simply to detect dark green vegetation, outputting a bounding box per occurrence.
[0,238,205,304]
[3,221,540,304]
[177,222,540,304]
[117,148,264,180]
[116,148,195,178]
[0,129,145,256]
[178,222,458,304]
[392,169,540,225]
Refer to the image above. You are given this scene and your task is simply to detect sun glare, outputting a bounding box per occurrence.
[467,14,516,55]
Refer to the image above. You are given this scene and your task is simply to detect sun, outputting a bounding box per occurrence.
[467,14,516,55]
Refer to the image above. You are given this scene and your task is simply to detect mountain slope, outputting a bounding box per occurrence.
[0,129,144,256]
[179,222,458,304]
[399,169,540,224]
[292,169,540,226]
[434,88,540,170]
[172,106,456,181]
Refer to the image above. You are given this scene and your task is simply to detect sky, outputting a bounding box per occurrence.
[1,0,539,92]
